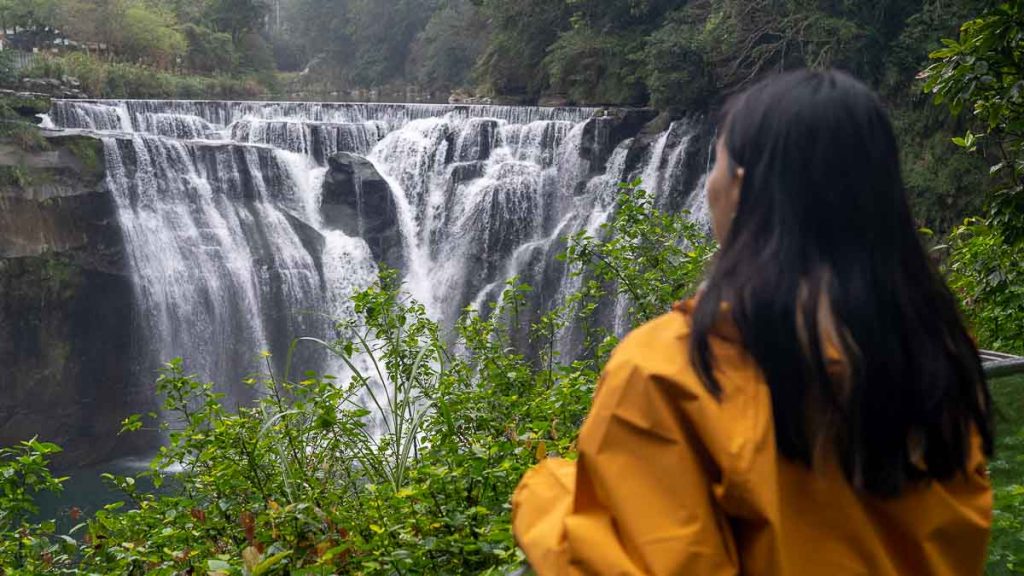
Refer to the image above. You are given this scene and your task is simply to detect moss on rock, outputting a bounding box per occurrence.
[63,136,105,180]
[0,90,51,120]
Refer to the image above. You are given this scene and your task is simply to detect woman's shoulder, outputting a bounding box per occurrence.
[605,302,757,400]
[599,304,773,478]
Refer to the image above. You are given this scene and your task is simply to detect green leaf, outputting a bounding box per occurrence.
[252,551,291,575]
[207,559,233,571]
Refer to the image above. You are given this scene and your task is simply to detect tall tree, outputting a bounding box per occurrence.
[474,0,570,99]
[410,0,489,91]
[206,0,268,42]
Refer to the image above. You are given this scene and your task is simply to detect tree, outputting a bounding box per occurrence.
[474,0,570,99]
[206,0,268,43]
[643,6,716,110]
[409,0,488,92]
[181,23,237,73]
[346,0,438,86]
[543,27,648,105]
[0,0,60,31]
[118,2,187,68]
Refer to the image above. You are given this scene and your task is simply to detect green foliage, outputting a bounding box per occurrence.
[64,136,104,178]
[469,0,941,107]
[2,0,276,96]
[3,123,51,152]
[543,28,647,105]
[923,2,1024,243]
[474,0,569,99]
[923,10,1024,569]
[347,0,437,87]
[921,1,1024,355]
[205,0,269,43]
[946,220,1024,355]
[410,0,489,92]
[0,96,52,152]
[988,374,1024,575]
[119,2,188,68]
[566,181,715,325]
[280,0,444,91]
[0,165,38,188]
[56,0,187,69]
[237,31,276,74]
[891,101,988,232]
[643,6,716,111]
[0,90,51,118]
[0,439,73,574]
[0,0,60,30]
[0,182,711,574]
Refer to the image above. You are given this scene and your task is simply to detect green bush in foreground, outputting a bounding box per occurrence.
[0,184,711,574]
[922,2,1024,355]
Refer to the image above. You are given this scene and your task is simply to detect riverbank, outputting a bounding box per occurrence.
[11,53,271,101]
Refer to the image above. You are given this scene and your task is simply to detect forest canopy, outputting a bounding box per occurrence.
[0,0,993,108]
[276,0,991,108]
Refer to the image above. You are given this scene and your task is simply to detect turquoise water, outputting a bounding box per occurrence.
[35,456,166,529]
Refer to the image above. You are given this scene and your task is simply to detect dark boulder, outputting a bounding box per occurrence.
[321,152,404,271]
[606,108,660,144]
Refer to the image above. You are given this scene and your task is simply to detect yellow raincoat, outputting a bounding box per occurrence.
[512,301,992,575]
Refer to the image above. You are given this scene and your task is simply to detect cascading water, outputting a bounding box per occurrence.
[46,98,711,406]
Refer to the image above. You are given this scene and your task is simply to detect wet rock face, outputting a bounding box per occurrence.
[321,152,405,272]
[0,132,153,467]
[572,108,661,195]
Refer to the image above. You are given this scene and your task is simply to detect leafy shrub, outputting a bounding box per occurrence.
[922,2,1024,355]
[0,439,74,573]
[946,220,1024,355]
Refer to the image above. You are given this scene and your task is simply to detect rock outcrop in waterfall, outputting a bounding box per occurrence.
[322,152,404,271]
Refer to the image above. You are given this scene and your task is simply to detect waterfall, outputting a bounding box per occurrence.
[47,99,710,402]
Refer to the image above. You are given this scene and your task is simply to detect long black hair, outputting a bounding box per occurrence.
[691,69,993,497]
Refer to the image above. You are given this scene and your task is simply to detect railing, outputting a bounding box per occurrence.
[982,350,1024,379]
[3,50,40,72]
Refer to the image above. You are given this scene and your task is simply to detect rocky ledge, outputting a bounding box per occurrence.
[19,76,88,100]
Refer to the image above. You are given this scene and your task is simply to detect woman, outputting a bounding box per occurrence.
[512,69,994,575]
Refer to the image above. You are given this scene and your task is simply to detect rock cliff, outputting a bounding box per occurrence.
[0,95,153,466]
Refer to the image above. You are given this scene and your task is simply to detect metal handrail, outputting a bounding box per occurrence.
[982,350,1024,379]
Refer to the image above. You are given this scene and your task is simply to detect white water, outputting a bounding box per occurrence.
[49,99,708,400]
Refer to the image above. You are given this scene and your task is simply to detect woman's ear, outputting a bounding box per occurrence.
[728,167,745,215]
